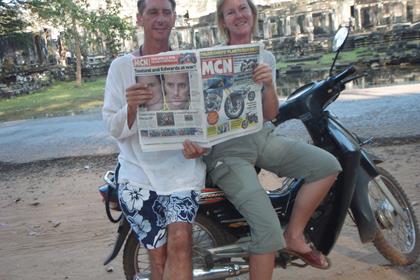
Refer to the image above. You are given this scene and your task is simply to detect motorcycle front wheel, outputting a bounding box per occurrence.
[122,214,230,280]
[368,167,420,265]
[224,96,244,119]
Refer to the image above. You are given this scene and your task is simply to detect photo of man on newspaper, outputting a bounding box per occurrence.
[135,75,164,111]
[163,72,191,110]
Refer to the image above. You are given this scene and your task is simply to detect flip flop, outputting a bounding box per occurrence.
[280,247,331,270]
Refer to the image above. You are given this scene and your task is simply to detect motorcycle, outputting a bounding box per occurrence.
[241,112,259,129]
[224,86,256,119]
[203,75,234,113]
[203,75,256,121]
[240,59,258,73]
[99,26,419,280]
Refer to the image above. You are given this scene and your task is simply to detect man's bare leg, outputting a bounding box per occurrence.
[249,252,275,280]
[163,222,193,280]
[148,245,167,280]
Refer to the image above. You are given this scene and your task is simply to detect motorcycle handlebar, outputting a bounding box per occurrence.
[272,66,357,126]
[330,66,357,85]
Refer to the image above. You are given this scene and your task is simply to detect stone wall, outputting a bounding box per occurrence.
[0,68,54,99]
[414,0,420,22]
[174,0,418,51]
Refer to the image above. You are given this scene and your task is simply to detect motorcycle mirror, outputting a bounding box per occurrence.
[329,26,350,76]
[332,26,349,52]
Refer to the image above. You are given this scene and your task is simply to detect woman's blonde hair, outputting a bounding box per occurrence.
[216,0,258,42]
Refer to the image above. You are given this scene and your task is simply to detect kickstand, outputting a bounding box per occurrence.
[276,251,308,269]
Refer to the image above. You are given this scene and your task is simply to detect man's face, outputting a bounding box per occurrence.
[137,0,176,42]
[164,73,190,110]
[136,75,163,111]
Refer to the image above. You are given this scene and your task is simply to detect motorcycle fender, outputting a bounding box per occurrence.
[360,149,381,176]
[103,218,131,265]
[327,119,379,245]
[350,165,378,243]
[311,120,360,255]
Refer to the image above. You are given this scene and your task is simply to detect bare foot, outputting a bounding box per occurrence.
[282,231,329,269]
[283,231,311,253]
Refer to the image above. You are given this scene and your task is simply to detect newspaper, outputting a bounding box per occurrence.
[134,43,263,151]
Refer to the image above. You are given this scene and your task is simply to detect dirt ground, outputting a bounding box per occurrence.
[0,142,419,280]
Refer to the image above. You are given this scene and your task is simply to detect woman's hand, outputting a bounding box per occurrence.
[253,63,279,120]
[183,140,206,159]
[253,63,274,90]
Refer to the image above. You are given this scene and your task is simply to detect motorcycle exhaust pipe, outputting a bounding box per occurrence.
[134,263,249,280]
[193,264,250,280]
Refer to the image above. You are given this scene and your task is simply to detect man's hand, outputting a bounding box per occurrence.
[126,83,153,128]
[126,83,154,109]
[253,63,274,90]
[183,140,206,159]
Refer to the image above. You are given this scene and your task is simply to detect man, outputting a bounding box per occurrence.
[163,72,190,110]
[65,49,72,65]
[102,1,205,279]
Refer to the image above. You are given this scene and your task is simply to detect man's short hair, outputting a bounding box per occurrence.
[137,0,176,15]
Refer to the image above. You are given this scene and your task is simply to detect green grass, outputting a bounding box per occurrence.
[276,47,377,70]
[0,77,106,122]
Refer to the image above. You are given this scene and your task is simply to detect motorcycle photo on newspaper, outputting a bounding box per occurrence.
[203,75,233,113]
[224,86,256,119]
[99,26,419,280]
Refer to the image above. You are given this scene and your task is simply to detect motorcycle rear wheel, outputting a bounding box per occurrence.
[122,213,230,280]
[368,167,420,265]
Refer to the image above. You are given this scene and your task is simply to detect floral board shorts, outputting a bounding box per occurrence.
[118,182,200,249]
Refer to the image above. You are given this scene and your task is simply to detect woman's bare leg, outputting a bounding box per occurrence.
[284,173,338,254]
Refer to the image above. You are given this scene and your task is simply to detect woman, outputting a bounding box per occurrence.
[203,1,342,279]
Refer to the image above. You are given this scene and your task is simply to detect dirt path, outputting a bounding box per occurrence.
[0,143,419,280]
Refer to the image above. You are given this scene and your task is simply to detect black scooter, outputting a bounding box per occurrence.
[99,27,419,280]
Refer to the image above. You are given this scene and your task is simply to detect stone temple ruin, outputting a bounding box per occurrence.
[169,0,419,95]
[172,0,419,55]
[1,0,419,98]
[0,29,62,98]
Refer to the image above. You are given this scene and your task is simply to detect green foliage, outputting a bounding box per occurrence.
[25,0,133,85]
[26,0,86,24]
[0,77,106,122]
[0,0,28,35]
[26,0,87,40]
[27,0,134,56]
[85,2,134,56]
[89,9,134,56]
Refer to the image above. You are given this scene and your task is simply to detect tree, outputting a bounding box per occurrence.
[26,0,133,86]
[86,0,134,58]
[0,0,28,35]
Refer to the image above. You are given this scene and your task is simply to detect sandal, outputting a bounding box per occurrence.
[280,247,331,270]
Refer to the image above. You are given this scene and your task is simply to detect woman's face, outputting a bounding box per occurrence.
[221,0,254,39]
